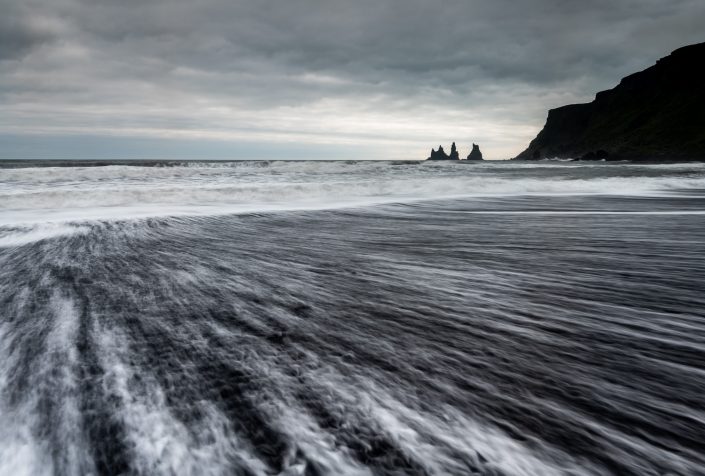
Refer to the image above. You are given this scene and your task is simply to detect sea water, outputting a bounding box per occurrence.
[1,160,704,475]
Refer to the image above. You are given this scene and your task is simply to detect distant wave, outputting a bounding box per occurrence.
[2,161,705,226]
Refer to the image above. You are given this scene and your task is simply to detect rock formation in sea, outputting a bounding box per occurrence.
[467,143,483,160]
[426,143,483,160]
[449,142,460,160]
[514,41,705,161]
[427,145,451,160]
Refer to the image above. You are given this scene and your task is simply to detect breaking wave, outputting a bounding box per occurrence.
[2,161,705,226]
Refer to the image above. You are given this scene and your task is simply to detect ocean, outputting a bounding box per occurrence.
[1,160,704,475]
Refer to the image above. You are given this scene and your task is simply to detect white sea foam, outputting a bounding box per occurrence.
[0,317,53,476]
[0,422,51,476]
[0,224,89,247]
[96,324,268,476]
[2,161,705,226]
[43,293,94,475]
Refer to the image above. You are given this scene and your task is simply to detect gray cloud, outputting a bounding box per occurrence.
[0,3,55,60]
[1,0,704,159]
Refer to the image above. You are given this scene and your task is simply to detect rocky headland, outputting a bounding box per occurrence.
[514,42,705,161]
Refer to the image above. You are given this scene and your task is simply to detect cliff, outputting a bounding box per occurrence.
[514,42,705,161]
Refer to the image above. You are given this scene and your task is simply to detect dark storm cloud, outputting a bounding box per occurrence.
[62,0,699,83]
[1,0,704,159]
[0,3,54,60]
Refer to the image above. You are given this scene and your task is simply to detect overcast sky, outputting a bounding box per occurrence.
[1,0,703,160]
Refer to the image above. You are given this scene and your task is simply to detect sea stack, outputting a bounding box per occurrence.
[427,143,483,160]
[449,142,460,160]
[467,144,483,160]
[427,145,452,160]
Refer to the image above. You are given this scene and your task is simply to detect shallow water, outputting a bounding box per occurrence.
[1,160,704,475]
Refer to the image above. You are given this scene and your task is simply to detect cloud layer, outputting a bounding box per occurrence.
[1,0,704,159]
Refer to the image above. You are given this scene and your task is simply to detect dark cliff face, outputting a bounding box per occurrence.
[514,42,705,161]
